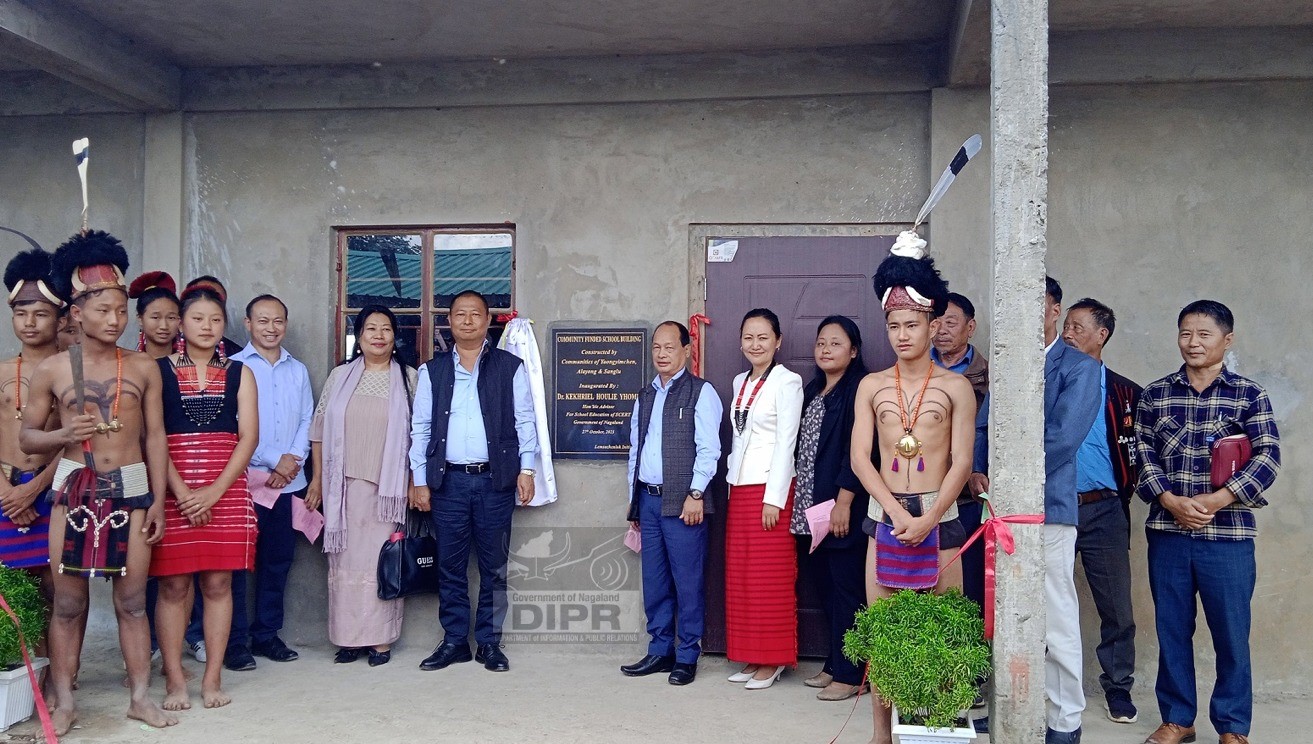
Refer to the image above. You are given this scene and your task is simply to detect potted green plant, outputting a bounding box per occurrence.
[844,588,990,742]
[0,566,49,732]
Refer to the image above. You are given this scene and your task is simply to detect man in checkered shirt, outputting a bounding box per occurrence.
[1133,300,1281,744]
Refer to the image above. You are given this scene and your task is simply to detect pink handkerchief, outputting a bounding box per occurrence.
[246,467,281,509]
[624,524,642,553]
[292,497,325,543]
[804,500,834,554]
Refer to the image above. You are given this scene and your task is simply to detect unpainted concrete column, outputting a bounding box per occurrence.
[141,112,184,279]
[989,0,1049,741]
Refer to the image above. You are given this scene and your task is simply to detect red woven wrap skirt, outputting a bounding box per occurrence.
[150,432,256,576]
[725,481,798,666]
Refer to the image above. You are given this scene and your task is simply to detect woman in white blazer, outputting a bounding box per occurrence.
[723,308,804,690]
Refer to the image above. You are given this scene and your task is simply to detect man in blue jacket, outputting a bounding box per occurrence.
[972,276,1102,744]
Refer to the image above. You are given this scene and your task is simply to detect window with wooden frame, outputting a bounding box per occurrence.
[334,226,515,365]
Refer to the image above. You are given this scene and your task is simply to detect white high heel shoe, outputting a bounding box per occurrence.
[727,665,756,683]
[744,666,785,690]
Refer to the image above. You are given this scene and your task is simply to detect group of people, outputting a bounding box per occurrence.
[0,222,1281,744]
[0,229,541,736]
[620,230,1279,744]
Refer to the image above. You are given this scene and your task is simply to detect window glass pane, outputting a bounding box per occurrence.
[431,319,506,357]
[346,234,423,309]
[433,232,513,309]
[341,312,422,369]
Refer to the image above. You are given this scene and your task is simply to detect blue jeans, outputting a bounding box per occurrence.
[1075,497,1136,695]
[431,470,515,646]
[639,490,707,664]
[1146,530,1255,736]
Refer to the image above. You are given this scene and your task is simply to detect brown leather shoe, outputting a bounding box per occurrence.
[1218,735,1249,744]
[1143,723,1197,744]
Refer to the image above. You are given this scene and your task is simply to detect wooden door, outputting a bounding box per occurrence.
[701,235,896,657]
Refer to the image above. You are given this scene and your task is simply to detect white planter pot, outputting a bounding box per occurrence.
[0,657,49,732]
[891,706,977,743]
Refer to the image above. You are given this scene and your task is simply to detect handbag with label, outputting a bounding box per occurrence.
[377,509,440,600]
[1210,433,1252,489]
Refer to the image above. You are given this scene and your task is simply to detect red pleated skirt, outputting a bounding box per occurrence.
[150,432,256,576]
[725,481,798,666]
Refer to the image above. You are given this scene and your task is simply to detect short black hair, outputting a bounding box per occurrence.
[450,289,490,312]
[944,292,976,320]
[740,308,781,337]
[1045,276,1062,305]
[246,294,288,319]
[1178,299,1234,334]
[655,320,691,347]
[1069,297,1116,343]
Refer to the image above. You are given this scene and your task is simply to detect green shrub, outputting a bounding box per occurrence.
[0,567,47,670]
[843,588,991,730]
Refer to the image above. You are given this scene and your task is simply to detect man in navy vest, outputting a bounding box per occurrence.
[620,321,723,685]
[409,290,539,672]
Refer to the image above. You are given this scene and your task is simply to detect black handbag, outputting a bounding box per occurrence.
[376,509,440,600]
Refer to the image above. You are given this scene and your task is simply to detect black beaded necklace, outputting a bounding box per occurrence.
[175,353,228,427]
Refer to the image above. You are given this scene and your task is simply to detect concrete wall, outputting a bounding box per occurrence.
[0,114,146,358]
[931,80,1313,699]
[179,93,930,651]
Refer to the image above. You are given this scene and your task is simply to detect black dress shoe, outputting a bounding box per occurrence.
[419,643,472,671]
[224,644,257,671]
[668,662,697,686]
[334,647,364,664]
[620,654,675,677]
[252,637,300,662]
[475,643,509,672]
[367,648,392,667]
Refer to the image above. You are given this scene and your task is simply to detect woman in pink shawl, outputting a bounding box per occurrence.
[307,306,417,666]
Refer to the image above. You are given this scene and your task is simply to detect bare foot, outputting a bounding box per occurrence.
[162,679,191,711]
[128,698,179,728]
[51,707,77,736]
[202,684,231,709]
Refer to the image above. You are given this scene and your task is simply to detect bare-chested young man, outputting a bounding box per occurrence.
[19,231,176,734]
[0,249,63,578]
[850,232,977,744]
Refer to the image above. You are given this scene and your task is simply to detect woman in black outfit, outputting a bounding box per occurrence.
[790,315,871,701]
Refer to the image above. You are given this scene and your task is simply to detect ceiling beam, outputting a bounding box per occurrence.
[0,0,179,111]
[945,0,990,87]
[1052,26,1313,86]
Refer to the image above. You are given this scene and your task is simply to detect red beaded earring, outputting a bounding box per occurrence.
[137,331,146,352]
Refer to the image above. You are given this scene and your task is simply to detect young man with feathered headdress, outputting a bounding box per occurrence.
[18,229,176,734]
[0,248,65,574]
[848,230,978,744]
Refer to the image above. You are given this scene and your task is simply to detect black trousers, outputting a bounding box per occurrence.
[797,534,868,685]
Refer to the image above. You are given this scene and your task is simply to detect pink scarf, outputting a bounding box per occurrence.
[320,357,410,553]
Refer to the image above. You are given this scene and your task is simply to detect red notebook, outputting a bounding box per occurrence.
[1211,434,1252,489]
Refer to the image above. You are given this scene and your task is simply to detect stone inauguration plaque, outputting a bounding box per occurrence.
[552,327,647,459]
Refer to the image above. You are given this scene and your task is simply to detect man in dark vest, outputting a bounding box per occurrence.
[620,321,722,685]
[1063,298,1143,726]
[409,290,539,672]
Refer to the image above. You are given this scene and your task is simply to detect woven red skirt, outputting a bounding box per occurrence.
[150,432,256,576]
[725,482,798,666]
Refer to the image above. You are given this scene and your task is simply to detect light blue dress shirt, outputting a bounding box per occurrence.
[409,344,539,487]
[626,370,723,495]
[931,344,974,375]
[1075,365,1118,493]
[230,344,314,493]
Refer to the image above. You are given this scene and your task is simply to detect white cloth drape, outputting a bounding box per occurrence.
[498,318,558,506]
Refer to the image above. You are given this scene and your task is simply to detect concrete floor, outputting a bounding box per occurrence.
[5,636,1308,744]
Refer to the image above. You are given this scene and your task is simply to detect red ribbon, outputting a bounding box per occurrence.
[0,591,58,743]
[941,498,1045,639]
[495,310,518,323]
[688,314,710,377]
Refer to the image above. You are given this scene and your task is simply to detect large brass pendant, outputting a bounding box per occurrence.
[895,431,922,460]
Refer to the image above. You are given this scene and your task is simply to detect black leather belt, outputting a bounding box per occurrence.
[447,462,490,474]
[1078,488,1115,506]
[638,482,663,496]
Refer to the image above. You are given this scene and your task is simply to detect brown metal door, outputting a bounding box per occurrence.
[701,235,896,657]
